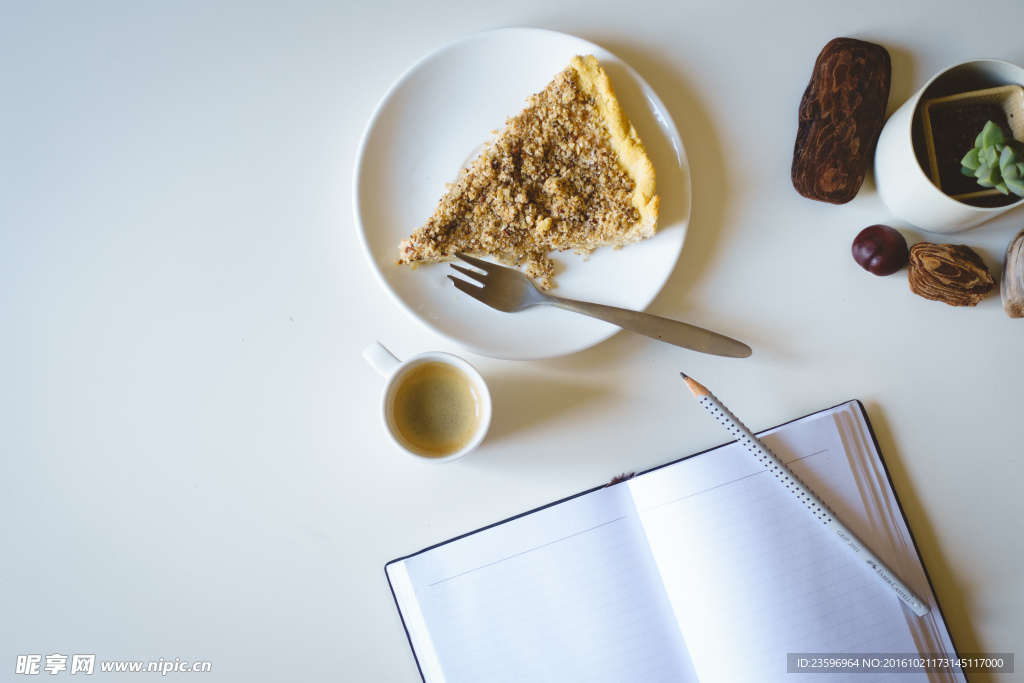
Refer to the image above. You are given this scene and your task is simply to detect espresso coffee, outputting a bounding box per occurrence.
[391,362,482,457]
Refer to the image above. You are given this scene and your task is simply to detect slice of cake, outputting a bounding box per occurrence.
[397,55,659,289]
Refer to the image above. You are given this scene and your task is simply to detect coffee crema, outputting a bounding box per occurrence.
[391,362,481,457]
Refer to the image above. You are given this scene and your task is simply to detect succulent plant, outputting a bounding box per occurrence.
[961,120,1024,197]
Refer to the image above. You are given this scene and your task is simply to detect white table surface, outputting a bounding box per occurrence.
[2,2,1021,681]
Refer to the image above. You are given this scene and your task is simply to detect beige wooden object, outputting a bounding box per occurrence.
[1003,228,1024,318]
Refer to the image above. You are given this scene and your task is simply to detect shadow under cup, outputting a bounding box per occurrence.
[383,355,491,462]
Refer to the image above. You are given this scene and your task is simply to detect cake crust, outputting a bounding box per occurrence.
[570,55,658,242]
[397,55,659,288]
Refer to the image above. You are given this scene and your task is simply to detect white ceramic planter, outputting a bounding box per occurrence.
[874,58,1024,234]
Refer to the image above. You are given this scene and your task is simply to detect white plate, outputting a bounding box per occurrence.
[353,28,690,360]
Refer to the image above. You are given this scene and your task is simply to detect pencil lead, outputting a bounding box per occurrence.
[679,372,688,379]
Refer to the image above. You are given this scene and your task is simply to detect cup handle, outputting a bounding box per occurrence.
[363,341,401,378]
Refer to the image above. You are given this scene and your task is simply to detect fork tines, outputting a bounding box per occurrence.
[447,254,494,303]
[450,263,486,284]
[447,273,482,297]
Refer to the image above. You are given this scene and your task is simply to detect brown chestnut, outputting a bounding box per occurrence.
[852,224,909,276]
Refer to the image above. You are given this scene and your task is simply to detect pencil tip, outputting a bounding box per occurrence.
[679,372,688,379]
[680,373,711,397]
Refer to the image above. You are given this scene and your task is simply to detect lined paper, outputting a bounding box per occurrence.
[628,412,921,682]
[388,403,963,682]
[391,485,698,682]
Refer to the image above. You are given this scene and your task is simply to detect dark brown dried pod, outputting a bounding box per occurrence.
[908,243,995,306]
[792,38,891,204]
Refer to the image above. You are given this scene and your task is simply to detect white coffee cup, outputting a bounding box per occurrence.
[362,341,492,463]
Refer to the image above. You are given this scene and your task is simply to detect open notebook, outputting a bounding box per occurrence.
[386,401,964,682]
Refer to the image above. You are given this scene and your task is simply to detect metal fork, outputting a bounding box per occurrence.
[448,253,752,358]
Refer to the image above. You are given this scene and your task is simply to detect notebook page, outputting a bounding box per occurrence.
[831,405,962,680]
[628,411,923,682]
[388,484,698,683]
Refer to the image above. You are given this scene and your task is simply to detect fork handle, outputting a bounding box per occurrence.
[545,297,752,358]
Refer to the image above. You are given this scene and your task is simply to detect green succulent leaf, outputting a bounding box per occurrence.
[981,120,1004,147]
[1005,175,1024,197]
[962,147,982,170]
[1000,144,1020,169]
[985,145,999,166]
[977,164,999,187]
[959,121,1023,194]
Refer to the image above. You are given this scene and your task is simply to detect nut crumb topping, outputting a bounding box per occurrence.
[397,58,655,289]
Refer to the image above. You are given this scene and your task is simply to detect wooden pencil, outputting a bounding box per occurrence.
[680,372,930,617]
